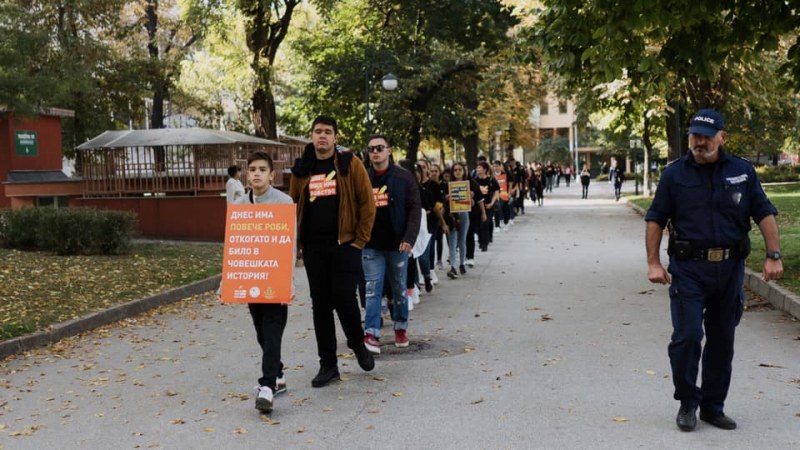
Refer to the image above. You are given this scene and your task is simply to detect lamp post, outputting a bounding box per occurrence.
[629,137,642,196]
[365,72,398,138]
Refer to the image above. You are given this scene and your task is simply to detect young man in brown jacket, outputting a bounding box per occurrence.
[289,115,377,387]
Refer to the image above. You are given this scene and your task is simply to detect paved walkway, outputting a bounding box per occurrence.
[1,180,798,449]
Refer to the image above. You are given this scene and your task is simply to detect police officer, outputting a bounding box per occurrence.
[644,109,783,432]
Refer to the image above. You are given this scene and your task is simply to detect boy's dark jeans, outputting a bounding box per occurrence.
[248,303,288,390]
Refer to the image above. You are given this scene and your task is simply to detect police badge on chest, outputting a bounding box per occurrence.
[725,174,747,206]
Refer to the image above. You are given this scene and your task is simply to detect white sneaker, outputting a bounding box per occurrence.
[436,261,444,271]
[255,385,273,414]
[509,219,515,226]
[407,287,419,308]
[275,373,287,395]
[495,226,502,232]
[430,270,439,285]
[465,259,475,268]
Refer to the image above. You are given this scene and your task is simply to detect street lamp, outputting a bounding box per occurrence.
[629,137,642,196]
[365,72,399,138]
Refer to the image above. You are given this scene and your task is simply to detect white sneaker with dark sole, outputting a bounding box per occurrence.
[255,385,274,414]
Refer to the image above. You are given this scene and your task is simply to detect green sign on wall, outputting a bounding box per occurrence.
[15,130,38,157]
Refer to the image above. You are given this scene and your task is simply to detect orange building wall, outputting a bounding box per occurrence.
[77,196,227,241]
[1,113,66,208]
[1,114,63,171]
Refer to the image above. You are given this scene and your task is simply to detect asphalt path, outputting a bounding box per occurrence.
[1,180,798,449]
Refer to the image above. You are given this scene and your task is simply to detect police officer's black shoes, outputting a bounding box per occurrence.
[676,406,697,432]
[699,410,737,430]
[311,366,340,388]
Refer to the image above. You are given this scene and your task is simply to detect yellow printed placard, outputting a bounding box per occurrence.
[448,181,471,213]
[221,203,296,304]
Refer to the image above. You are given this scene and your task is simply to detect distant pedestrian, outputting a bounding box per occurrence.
[645,108,783,432]
[613,167,624,201]
[226,165,246,204]
[580,165,591,199]
[237,151,294,415]
[289,115,376,388]
[473,161,499,255]
[428,163,447,274]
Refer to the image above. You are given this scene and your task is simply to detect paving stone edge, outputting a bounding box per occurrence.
[0,274,222,361]
[628,201,799,321]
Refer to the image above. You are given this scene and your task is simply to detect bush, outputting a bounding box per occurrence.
[0,207,137,255]
[0,207,43,250]
[755,164,800,183]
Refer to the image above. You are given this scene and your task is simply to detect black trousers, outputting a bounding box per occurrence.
[302,244,366,368]
[466,208,481,258]
[248,303,288,390]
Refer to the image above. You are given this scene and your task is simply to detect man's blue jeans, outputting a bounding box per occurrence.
[362,248,409,339]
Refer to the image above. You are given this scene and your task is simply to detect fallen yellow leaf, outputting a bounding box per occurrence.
[233,427,247,434]
[613,417,629,423]
[203,427,215,432]
[392,392,403,397]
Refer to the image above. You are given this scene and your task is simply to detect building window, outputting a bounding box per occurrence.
[558,101,568,114]
[37,196,70,208]
[540,101,549,115]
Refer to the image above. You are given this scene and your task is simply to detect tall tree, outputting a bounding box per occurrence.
[0,0,148,155]
[235,0,303,139]
[130,0,213,130]
[290,0,517,161]
[534,0,798,159]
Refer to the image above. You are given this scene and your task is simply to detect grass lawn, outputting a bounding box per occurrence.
[627,182,800,295]
[0,242,223,341]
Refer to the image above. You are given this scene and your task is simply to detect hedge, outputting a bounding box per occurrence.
[755,164,800,183]
[0,207,137,255]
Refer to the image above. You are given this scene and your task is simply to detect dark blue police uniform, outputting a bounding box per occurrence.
[645,149,777,414]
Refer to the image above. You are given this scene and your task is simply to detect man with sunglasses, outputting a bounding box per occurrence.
[361,135,421,353]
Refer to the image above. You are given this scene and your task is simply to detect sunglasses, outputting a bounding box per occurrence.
[367,145,387,153]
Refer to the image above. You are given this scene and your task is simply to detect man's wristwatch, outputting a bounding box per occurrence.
[766,251,781,260]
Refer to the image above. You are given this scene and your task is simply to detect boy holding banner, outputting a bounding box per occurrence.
[229,151,294,415]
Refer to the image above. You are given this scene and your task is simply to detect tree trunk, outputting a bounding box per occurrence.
[407,113,422,162]
[252,70,278,139]
[464,133,479,168]
[642,113,652,197]
[666,99,685,161]
[146,1,167,171]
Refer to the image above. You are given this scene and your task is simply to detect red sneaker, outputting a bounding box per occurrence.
[364,333,381,354]
[394,329,409,348]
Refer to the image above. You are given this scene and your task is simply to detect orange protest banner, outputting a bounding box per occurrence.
[448,181,471,213]
[221,203,296,304]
